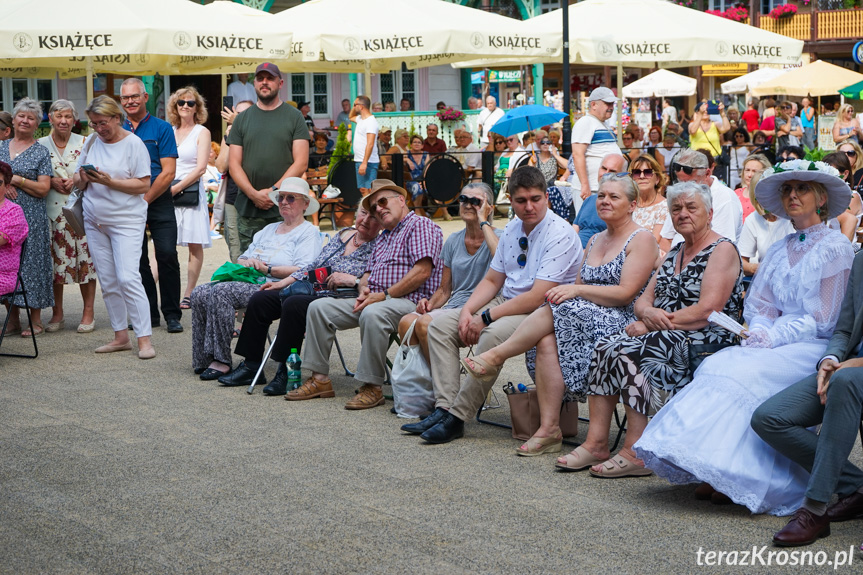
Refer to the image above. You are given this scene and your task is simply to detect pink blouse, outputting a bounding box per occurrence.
[0,199,28,294]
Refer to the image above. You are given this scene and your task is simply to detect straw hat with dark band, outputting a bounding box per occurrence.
[754,160,851,220]
[360,179,409,212]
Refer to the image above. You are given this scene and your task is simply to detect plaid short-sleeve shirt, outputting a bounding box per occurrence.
[367,211,443,303]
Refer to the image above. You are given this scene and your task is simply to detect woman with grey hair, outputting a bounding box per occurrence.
[461,174,658,457]
[0,97,53,337]
[397,182,501,364]
[561,180,743,477]
[39,99,97,333]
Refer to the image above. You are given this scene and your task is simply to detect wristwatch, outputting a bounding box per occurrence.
[354,277,360,287]
[267,265,272,276]
[271,184,278,191]
[384,289,392,300]
[480,221,492,229]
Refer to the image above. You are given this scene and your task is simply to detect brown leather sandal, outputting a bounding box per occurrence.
[285,376,334,401]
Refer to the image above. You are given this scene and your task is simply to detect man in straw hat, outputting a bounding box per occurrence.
[295,179,443,410]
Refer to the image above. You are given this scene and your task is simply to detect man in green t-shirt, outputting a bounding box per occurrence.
[227,62,310,252]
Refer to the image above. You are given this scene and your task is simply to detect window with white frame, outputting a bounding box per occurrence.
[379,69,415,109]
[2,77,56,117]
[539,0,557,13]
[288,72,330,117]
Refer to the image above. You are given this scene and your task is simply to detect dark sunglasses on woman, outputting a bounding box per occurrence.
[631,168,654,178]
[458,195,483,207]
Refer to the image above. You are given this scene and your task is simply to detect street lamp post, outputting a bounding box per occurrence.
[561,0,571,156]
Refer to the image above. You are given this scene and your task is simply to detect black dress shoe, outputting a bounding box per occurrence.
[420,412,464,444]
[401,407,447,435]
[200,367,228,381]
[263,364,288,396]
[194,367,206,375]
[166,319,184,333]
[827,491,863,522]
[218,362,266,387]
[773,508,830,547]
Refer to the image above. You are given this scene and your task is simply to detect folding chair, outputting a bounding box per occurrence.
[0,239,38,359]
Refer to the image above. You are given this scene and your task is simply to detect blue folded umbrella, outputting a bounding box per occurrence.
[488,104,567,138]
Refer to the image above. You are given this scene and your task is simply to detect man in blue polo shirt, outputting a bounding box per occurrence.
[121,78,183,334]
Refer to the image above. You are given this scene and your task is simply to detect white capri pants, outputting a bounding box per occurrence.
[84,218,152,337]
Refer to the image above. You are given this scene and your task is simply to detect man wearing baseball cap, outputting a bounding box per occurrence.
[299,179,443,410]
[569,87,622,208]
[227,62,310,253]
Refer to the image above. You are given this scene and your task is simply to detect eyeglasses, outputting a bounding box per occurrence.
[278,194,299,204]
[631,168,655,178]
[779,183,815,196]
[672,162,699,175]
[844,150,857,157]
[177,99,196,108]
[370,194,402,212]
[88,119,113,130]
[780,105,792,110]
[458,195,483,207]
[517,236,528,267]
[119,93,143,102]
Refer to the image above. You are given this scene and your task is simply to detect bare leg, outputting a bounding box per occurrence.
[559,394,616,463]
[398,313,420,344]
[207,360,230,373]
[475,305,554,369]
[4,303,20,331]
[414,314,434,363]
[50,283,64,324]
[184,243,204,300]
[617,406,649,466]
[533,333,567,438]
[20,308,43,336]
[104,328,131,348]
[137,335,154,355]
[80,280,96,325]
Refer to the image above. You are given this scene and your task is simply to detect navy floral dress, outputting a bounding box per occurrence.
[587,238,743,415]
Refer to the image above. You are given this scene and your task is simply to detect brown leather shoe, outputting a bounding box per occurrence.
[344,384,385,410]
[827,491,863,522]
[772,508,830,547]
[285,376,334,401]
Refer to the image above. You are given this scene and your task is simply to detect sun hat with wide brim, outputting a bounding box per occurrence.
[754,160,851,220]
[268,177,319,216]
[360,179,409,213]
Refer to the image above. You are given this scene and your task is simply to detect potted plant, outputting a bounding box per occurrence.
[769,4,797,19]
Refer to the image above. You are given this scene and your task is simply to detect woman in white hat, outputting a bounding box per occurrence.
[634,160,855,516]
[190,177,321,379]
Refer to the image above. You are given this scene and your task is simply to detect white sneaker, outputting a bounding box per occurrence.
[210,230,222,239]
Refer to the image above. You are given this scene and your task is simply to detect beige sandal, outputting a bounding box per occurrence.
[588,453,653,478]
[555,445,605,471]
[516,432,563,457]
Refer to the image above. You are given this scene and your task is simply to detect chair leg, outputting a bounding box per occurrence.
[334,333,354,377]
[611,410,627,452]
[0,273,38,359]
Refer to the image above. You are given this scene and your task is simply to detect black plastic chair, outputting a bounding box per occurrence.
[0,239,38,359]
[329,158,362,207]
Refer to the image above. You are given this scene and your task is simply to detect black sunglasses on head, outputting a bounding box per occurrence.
[672,162,697,175]
[458,195,482,207]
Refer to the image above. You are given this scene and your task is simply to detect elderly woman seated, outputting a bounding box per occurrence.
[192,178,322,381]
[638,161,854,516]
[461,174,657,456]
[397,183,501,364]
[562,181,744,476]
[222,206,381,394]
[0,161,28,297]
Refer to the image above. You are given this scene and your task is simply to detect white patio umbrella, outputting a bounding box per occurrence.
[272,0,561,94]
[721,67,786,95]
[621,69,696,98]
[0,0,293,98]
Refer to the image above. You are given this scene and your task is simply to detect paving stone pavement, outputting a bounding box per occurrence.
[2,219,862,574]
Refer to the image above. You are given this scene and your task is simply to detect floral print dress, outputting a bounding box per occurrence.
[587,238,743,415]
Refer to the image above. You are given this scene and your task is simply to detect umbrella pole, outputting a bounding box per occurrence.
[86,57,94,103]
[616,63,624,145]
[364,61,372,98]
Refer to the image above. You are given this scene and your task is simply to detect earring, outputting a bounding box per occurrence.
[816,207,822,215]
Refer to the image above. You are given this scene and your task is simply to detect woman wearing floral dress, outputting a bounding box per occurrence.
[39,100,97,333]
[0,98,53,337]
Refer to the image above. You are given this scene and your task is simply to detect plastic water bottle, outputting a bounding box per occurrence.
[287,348,302,390]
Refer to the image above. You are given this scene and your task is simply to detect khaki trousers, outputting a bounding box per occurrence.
[427,297,527,422]
[303,297,416,386]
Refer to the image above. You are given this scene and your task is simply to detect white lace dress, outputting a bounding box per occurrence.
[634,224,854,516]
[174,124,211,248]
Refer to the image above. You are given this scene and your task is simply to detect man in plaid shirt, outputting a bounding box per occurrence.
[404,167,583,444]
[296,179,443,410]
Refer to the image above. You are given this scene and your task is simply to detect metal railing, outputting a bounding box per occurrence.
[371,110,482,149]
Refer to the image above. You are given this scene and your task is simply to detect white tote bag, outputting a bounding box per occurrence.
[390,319,435,419]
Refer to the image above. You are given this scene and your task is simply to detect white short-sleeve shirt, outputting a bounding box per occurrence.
[477,106,505,145]
[570,114,621,192]
[739,215,796,263]
[490,210,583,300]
[78,133,151,225]
[352,115,380,164]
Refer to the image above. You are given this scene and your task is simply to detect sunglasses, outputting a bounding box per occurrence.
[177,99,196,108]
[540,139,551,145]
[631,168,655,178]
[779,183,815,196]
[517,236,528,268]
[370,194,402,212]
[672,162,698,175]
[278,194,299,204]
[458,195,483,207]
[844,150,857,157]
[780,105,792,110]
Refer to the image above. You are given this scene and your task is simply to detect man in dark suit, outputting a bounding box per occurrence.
[752,252,863,547]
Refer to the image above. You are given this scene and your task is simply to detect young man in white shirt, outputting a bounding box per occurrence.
[348,95,380,196]
[477,96,505,148]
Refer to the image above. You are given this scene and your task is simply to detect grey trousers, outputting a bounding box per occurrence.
[752,367,863,503]
[237,214,280,255]
[303,297,416,386]
[427,298,527,422]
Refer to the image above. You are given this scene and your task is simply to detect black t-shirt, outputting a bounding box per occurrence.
[309,151,332,170]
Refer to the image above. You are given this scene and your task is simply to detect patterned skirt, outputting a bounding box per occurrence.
[50,213,96,284]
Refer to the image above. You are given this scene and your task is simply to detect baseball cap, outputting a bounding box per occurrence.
[297,101,311,109]
[255,62,281,79]
[588,87,617,103]
[380,126,392,133]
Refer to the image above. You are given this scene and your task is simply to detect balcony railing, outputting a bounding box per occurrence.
[757,13,812,41]
[818,8,863,39]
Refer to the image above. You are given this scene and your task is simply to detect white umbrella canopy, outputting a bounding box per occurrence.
[0,0,293,77]
[455,0,803,69]
[721,67,786,94]
[621,69,696,98]
[751,60,863,97]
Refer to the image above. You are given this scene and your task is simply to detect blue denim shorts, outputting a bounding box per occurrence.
[355,162,379,189]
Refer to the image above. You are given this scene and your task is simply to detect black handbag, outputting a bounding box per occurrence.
[687,339,738,373]
[172,179,200,207]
